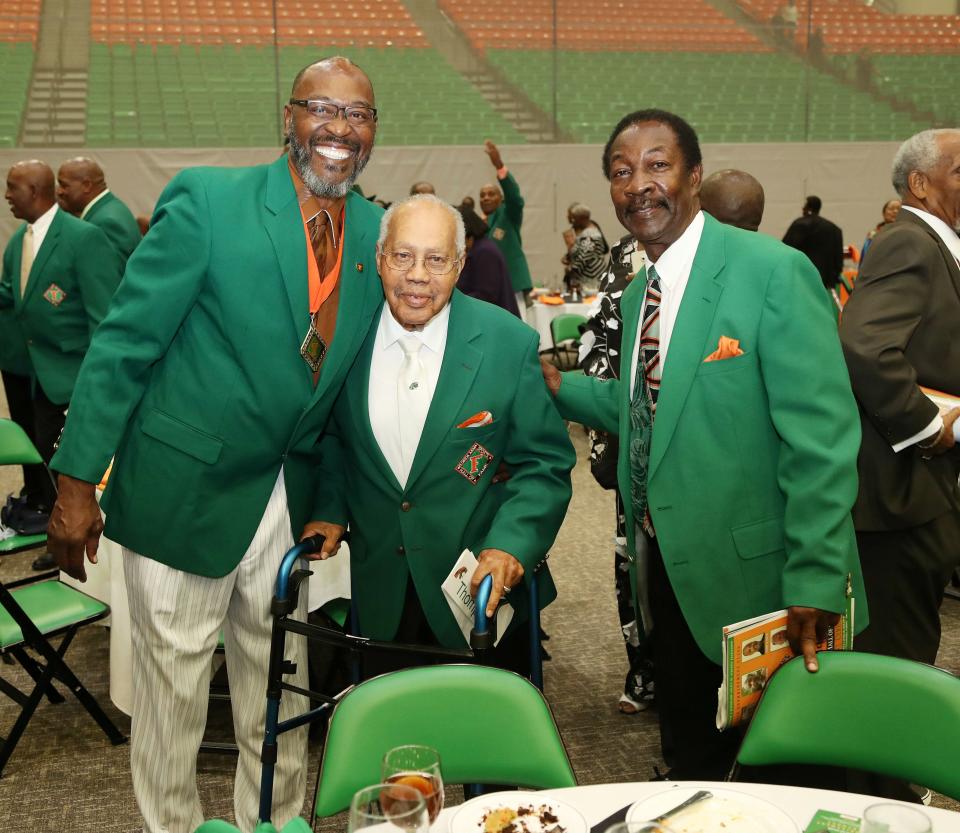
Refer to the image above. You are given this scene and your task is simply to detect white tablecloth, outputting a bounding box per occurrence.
[432,781,960,832]
[61,516,350,716]
[528,302,592,353]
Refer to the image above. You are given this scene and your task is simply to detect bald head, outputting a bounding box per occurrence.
[699,169,765,232]
[5,160,55,222]
[57,157,107,215]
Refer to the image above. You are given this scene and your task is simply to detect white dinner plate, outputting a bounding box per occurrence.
[448,790,588,833]
[625,786,801,833]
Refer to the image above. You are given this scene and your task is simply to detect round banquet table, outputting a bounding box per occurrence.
[431,781,960,832]
[528,300,593,353]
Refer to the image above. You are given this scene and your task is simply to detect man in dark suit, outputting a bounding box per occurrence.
[46,58,384,833]
[56,157,142,264]
[1,160,123,527]
[840,128,960,668]
[783,195,844,290]
[309,194,573,674]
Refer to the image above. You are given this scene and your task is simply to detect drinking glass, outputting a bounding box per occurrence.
[381,744,445,824]
[861,803,932,833]
[605,822,679,833]
[348,783,429,832]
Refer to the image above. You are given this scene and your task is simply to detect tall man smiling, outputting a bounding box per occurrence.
[542,110,866,779]
[47,58,384,832]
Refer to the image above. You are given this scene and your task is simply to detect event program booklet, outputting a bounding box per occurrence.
[441,549,513,648]
[803,809,861,833]
[920,386,960,441]
[716,579,854,730]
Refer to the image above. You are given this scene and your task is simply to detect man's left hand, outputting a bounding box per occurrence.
[470,548,524,617]
[786,606,840,672]
[299,521,346,560]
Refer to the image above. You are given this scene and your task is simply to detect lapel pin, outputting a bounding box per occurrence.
[356,262,363,272]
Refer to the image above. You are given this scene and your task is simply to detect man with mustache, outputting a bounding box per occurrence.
[46,57,384,833]
[542,109,867,779]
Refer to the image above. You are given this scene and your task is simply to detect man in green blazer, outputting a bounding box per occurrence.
[308,194,574,672]
[479,140,534,313]
[542,110,866,780]
[1,159,123,517]
[47,58,383,833]
[56,157,142,264]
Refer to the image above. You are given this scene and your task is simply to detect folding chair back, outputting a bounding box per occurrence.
[733,653,960,800]
[314,664,576,818]
[0,419,48,553]
[550,313,587,370]
[0,576,126,775]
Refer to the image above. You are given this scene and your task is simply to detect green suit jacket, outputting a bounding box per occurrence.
[314,291,575,648]
[51,155,384,577]
[555,213,867,663]
[0,209,123,403]
[0,240,32,377]
[84,191,142,265]
[487,171,533,293]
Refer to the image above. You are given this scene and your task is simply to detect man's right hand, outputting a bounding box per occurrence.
[48,474,104,582]
[919,406,960,458]
[540,356,562,397]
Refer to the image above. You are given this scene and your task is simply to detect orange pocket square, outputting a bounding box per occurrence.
[703,336,744,362]
[457,411,494,428]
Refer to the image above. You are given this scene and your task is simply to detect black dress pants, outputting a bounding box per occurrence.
[0,370,52,509]
[31,384,67,510]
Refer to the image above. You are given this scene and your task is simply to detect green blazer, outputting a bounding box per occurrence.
[84,191,142,265]
[556,213,867,663]
[0,240,32,377]
[314,291,575,648]
[50,155,384,577]
[0,209,123,404]
[487,171,533,293]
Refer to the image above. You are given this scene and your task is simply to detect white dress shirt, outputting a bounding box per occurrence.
[368,302,451,488]
[628,211,705,398]
[890,206,960,452]
[80,188,111,220]
[29,202,58,256]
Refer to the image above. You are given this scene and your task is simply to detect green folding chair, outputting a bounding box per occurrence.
[549,313,587,371]
[0,574,127,775]
[195,819,311,833]
[0,419,48,554]
[313,664,576,818]
[730,652,960,800]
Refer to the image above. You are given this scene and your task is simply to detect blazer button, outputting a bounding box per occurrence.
[401,501,412,512]
[397,546,406,556]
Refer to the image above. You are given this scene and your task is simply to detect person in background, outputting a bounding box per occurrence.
[479,140,533,316]
[456,204,520,317]
[860,198,901,263]
[563,203,609,294]
[699,169,765,232]
[410,181,435,195]
[783,195,844,291]
[56,157,142,265]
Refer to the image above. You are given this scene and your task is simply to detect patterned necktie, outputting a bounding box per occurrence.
[20,225,34,296]
[628,265,661,537]
[396,334,428,486]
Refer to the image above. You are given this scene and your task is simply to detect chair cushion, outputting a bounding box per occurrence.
[0,581,108,649]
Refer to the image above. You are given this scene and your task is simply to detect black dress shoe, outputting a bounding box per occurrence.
[31,552,57,571]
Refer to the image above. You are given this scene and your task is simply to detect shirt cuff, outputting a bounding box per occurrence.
[892,414,943,453]
[496,166,508,179]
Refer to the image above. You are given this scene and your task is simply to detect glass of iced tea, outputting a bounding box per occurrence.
[381,744,444,824]
[348,783,429,832]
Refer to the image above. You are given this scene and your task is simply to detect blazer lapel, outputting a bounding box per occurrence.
[262,156,309,354]
[22,211,63,305]
[405,291,481,489]
[898,209,960,302]
[648,215,725,480]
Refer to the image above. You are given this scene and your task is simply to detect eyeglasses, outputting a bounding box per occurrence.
[382,250,458,275]
[289,99,377,126]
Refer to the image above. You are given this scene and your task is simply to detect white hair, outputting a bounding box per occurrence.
[569,202,591,218]
[891,129,954,198]
[377,193,466,257]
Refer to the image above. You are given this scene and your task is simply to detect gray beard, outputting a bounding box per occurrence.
[288,129,369,199]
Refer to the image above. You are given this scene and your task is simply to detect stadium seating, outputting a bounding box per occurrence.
[487,50,926,143]
[0,0,39,146]
[85,43,526,147]
[869,54,960,127]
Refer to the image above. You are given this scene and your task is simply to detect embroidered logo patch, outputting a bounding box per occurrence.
[42,283,66,306]
[455,442,494,485]
[491,227,505,241]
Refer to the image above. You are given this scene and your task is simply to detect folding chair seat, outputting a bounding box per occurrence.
[0,574,127,776]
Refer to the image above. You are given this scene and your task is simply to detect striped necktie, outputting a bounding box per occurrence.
[628,265,662,536]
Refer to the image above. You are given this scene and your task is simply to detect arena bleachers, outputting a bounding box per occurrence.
[487,49,926,143]
[869,54,960,127]
[0,0,40,147]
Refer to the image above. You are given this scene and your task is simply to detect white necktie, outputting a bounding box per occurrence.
[20,225,34,296]
[397,335,429,484]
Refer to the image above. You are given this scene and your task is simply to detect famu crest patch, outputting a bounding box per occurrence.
[455,442,494,485]
[43,283,66,306]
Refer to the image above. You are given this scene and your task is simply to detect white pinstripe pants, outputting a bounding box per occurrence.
[123,471,309,833]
